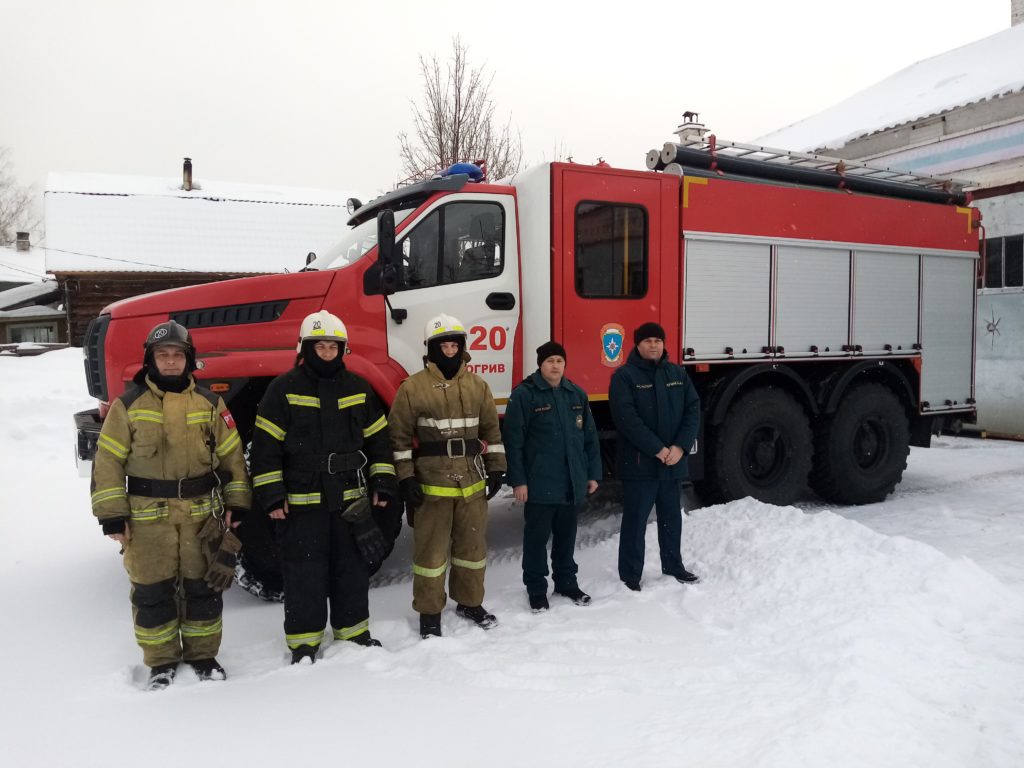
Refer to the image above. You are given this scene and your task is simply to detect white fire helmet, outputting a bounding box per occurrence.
[296,310,348,353]
[423,313,467,345]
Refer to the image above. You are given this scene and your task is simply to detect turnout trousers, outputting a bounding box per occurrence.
[522,502,580,596]
[412,494,487,615]
[278,507,371,649]
[618,476,684,585]
[122,499,223,667]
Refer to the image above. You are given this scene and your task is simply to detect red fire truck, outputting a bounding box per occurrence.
[76,131,979,515]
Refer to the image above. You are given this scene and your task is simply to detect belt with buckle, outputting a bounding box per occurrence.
[415,438,485,459]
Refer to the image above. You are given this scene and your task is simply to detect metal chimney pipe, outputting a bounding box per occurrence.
[183,157,193,191]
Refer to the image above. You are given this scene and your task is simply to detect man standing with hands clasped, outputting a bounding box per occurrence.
[609,322,701,592]
[503,341,602,611]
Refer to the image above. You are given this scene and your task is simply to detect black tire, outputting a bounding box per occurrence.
[810,383,910,505]
[704,387,812,506]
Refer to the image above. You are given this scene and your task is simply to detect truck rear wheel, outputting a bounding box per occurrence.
[705,387,812,506]
[810,383,910,505]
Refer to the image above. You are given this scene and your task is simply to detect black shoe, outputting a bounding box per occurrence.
[528,593,549,612]
[189,658,226,681]
[456,603,498,630]
[554,586,592,606]
[623,580,642,592]
[669,569,701,585]
[290,645,318,665]
[345,632,382,648]
[420,613,442,639]
[146,662,178,691]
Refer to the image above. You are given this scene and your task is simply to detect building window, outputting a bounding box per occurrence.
[575,202,647,298]
[8,322,58,343]
[983,234,1024,289]
[396,202,504,291]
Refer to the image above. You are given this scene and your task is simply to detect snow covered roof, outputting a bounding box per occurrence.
[44,172,359,274]
[0,245,49,284]
[0,305,64,320]
[0,281,61,311]
[757,24,1024,151]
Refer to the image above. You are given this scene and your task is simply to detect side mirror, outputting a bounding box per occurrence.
[305,252,316,266]
[377,210,395,266]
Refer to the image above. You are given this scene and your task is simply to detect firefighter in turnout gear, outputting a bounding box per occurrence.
[90,321,251,690]
[250,311,399,664]
[389,313,507,638]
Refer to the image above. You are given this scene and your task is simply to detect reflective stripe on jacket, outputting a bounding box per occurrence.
[90,376,252,523]
[250,363,396,513]
[389,357,506,497]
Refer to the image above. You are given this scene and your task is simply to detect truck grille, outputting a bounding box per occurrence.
[83,314,110,400]
[171,300,288,330]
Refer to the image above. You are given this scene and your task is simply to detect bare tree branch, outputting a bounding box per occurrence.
[398,36,523,184]
[0,147,39,245]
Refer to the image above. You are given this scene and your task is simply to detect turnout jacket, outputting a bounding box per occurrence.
[609,348,701,481]
[502,371,601,506]
[90,375,251,524]
[389,356,506,499]
[250,363,396,513]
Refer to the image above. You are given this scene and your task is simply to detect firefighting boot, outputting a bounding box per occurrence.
[528,594,549,612]
[455,603,498,630]
[419,613,442,639]
[189,658,227,681]
[146,663,178,691]
[290,645,318,665]
[345,632,383,648]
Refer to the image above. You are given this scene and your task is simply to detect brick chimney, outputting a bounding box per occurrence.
[15,231,30,252]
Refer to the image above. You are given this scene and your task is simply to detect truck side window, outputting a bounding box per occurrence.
[398,210,441,290]
[396,202,505,291]
[575,202,647,298]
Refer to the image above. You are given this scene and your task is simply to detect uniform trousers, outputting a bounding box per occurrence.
[123,499,223,667]
[522,502,580,596]
[278,507,370,648]
[412,494,487,614]
[618,476,684,584]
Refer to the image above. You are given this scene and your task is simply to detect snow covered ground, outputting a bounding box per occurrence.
[2,348,1022,767]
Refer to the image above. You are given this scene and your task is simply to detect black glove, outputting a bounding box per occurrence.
[405,502,415,528]
[486,472,506,500]
[227,507,248,528]
[204,528,242,592]
[352,515,388,568]
[401,477,424,508]
[100,518,127,536]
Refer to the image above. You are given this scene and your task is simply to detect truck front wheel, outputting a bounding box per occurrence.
[705,387,812,506]
[810,383,910,505]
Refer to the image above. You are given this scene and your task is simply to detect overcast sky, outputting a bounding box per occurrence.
[0,0,1013,210]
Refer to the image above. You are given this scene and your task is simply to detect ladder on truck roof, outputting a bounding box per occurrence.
[650,136,971,205]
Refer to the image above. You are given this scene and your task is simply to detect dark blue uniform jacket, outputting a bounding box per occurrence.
[609,348,701,481]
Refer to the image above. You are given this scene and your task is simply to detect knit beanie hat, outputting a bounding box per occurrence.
[633,322,666,345]
[536,341,567,367]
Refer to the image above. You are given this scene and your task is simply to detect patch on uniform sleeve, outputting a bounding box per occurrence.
[220,410,236,430]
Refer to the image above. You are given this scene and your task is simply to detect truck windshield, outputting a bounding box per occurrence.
[309,209,415,271]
